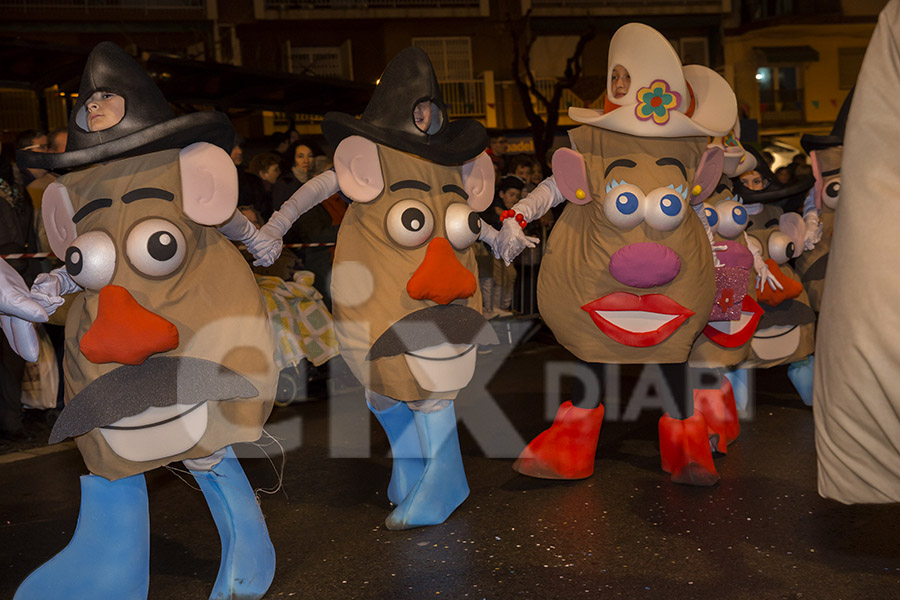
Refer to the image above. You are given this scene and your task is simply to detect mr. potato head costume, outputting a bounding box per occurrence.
[15,43,278,600]
[493,23,738,486]
[251,47,499,530]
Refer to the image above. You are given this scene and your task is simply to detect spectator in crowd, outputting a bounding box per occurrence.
[775,166,791,185]
[507,154,536,196]
[47,128,68,154]
[16,130,55,253]
[480,175,525,318]
[245,151,281,219]
[273,139,321,207]
[269,131,291,157]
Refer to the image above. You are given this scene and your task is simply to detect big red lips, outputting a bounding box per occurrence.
[581,292,694,347]
[702,295,764,348]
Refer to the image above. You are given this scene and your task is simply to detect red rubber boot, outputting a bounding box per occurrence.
[693,379,741,454]
[513,401,605,480]
[658,412,720,486]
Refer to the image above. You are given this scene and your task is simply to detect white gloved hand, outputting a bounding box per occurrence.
[745,232,783,292]
[217,210,283,267]
[0,259,49,362]
[803,211,823,251]
[30,267,81,315]
[496,217,540,265]
[478,219,500,254]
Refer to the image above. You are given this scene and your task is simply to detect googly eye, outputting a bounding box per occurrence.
[768,231,795,265]
[603,183,645,229]
[445,202,481,250]
[715,199,750,238]
[644,187,686,232]
[65,231,116,291]
[823,176,840,209]
[386,199,434,248]
[126,218,187,277]
[703,203,719,234]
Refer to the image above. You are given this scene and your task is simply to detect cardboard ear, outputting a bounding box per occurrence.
[552,148,592,205]
[42,182,77,259]
[179,142,239,226]
[690,146,724,204]
[779,212,806,258]
[333,135,385,203]
[810,150,825,211]
[461,152,494,211]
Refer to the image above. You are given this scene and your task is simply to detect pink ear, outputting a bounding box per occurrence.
[810,150,824,211]
[690,147,724,205]
[42,182,77,259]
[179,142,238,226]
[461,152,494,211]
[333,136,385,203]
[779,212,806,258]
[551,148,592,205]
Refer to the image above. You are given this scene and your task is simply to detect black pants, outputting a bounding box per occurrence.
[0,335,25,434]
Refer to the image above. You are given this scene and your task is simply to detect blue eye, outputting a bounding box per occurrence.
[616,192,639,215]
[732,205,748,225]
[660,194,682,217]
[705,207,719,228]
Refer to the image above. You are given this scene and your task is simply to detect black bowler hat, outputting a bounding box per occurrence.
[321,47,488,165]
[800,88,854,154]
[17,42,233,170]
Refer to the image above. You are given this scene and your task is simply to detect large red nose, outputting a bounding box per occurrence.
[80,285,179,365]
[406,237,477,305]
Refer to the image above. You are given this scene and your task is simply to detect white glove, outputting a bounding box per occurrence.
[30,267,81,315]
[478,219,500,253]
[217,210,281,267]
[745,232,783,292]
[255,170,341,267]
[511,176,565,221]
[803,211,822,251]
[496,217,540,265]
[0,259,49,362]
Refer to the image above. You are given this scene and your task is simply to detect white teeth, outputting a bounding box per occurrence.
[708,310,756,335]
[594,310,678,333]
[100,402,208,463]
[751,325,801,360]
[404,343,477,392]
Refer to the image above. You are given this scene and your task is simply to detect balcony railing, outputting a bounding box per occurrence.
[440,79,486,117]
[264,0,479,8]
[530,78,603,115]
[0,0,205,10]
[526,0,727,13]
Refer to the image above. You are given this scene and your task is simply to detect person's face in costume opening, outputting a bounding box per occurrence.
[499,187,521,210]
[739,170,767,191]
[293,144,315,175]
[84,91,125,132]
[413,101,432,132]
[230,145,243,166]
[259,163,280,185]
[611,64,631,99]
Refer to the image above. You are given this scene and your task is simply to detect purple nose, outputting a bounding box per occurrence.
[609,242,681,288]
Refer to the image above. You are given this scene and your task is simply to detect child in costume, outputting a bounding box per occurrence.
[14,42,278,600]
[493,23,737,486]
[248,47,499,530]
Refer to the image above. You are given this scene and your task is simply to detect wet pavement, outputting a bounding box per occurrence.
[2,321,899,599]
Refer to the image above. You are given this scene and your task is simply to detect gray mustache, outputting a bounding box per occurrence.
[757,299,816,330]
[367,304,498,361]
[50,356,258,444]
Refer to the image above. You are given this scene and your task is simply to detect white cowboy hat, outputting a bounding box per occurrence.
[569,23,736,138]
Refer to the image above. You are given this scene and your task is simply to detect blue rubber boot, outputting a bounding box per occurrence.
[385,402,470,531]
[724,368,749,412]
[367,398,426,505]
[15,473,149,600]
[189,446,275,600]
[788,355,815,407]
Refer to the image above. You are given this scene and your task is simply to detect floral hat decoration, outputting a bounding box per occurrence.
[569,23,736,139]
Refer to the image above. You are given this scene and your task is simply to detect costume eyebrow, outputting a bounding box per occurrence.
[656,157,687,179]
[122,187,175,204]
[822,168,841,177]
[604,159,637,178]
[442,184,468,200]
[390,180,431,193]
[73,198,113,223]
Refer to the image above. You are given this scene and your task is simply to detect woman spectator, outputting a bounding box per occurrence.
[273,139,321,210]
[245,152,281,219]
